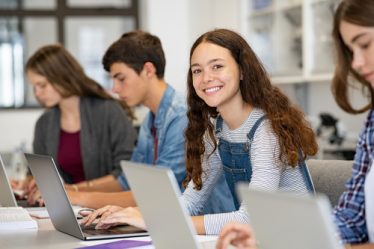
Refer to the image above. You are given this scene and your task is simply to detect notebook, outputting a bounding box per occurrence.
[238,186,344,249]
[0,206,37,230]
[25,153,148,240]
[121,161,217,249]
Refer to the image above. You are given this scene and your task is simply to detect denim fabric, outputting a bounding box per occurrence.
[216,115,265,209]
[203,173,237,214]
[118,85,237,214]
[118,85,187,190]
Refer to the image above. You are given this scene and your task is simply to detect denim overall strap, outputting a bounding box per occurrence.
[298,152,315,193]
[246,116,266,146]
[215,115,224,135]
[216,115,266,210]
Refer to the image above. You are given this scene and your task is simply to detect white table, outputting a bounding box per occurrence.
[0,218,218,249]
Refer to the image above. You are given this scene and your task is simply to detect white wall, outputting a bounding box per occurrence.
[139,0,190,94]
[139,0,241,94]
[0,109,43,152]
[307,81,367,139]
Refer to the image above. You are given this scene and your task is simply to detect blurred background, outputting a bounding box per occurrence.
[0,0,365,175]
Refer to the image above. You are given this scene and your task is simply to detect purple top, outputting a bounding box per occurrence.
[57,129,85,183]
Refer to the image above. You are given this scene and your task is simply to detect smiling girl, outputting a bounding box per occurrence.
[83,29,319,235]
[181,28,318,234]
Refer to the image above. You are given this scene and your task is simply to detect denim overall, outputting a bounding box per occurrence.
[215,115,315,210]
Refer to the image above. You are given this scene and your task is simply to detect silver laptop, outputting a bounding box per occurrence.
[121,161,217,249]
[25,153,148,240]
[0,155,18,207]
[238,186,344,249]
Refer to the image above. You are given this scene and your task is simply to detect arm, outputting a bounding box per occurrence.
[67,190,136,209]
[182,137,225,216]
[333,121,371,244]
[67,174,123,192]
[192,216,205,234]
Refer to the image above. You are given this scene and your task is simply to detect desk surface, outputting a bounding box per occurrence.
[0,218,217,249]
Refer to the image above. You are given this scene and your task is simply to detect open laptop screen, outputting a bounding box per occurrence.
[238,186,343,249]
[25,153,148,240]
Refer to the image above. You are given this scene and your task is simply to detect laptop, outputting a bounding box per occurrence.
[238,186,344,249]
[24,153,148,240]
[121,161,218,249]
[0,155,18,207]
[0,154,52,212]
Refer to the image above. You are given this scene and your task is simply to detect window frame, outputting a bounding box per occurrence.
[0,0,139,109]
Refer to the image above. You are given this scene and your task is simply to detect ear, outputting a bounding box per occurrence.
[142,62,157,78]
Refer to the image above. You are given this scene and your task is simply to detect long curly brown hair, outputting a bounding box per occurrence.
[183,29,318,190]
[331,0,374,114]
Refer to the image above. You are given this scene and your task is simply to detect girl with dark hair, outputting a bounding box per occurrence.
[180,28,317,235]
[331,0,374,246]
[15,44,136,205]
[81,29,318,236]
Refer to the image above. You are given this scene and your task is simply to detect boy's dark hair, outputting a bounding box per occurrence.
[102,30,166,79]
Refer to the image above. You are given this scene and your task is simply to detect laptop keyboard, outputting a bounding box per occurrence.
[80,223,146,236]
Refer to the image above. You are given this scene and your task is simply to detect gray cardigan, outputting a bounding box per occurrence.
[33,97,136,183]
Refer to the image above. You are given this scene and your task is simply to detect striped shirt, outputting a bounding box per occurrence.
[181,108,309,235]
[333,109,374,244]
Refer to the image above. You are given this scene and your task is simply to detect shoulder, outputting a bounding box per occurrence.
[81,97,118,108]
[35,108,57,127]
[364,109,374,130]
[358,109,374,137]
[81,97,124,114]
[169,91,187,113]
[249,108,272,133]
[248,110,277,146]
[164,91,187,122]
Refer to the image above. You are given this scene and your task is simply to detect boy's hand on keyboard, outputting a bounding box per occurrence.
[81,205,123,228]
[95,206,146,231]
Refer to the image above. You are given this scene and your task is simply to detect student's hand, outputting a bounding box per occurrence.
[216,223,258,249]
[81,205,124,227]
[95,206,146,230]
[25,178,38,195]
[11,177,34,196]
[27,188,44,207]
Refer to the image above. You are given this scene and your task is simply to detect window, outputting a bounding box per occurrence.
[0,0,138,108]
